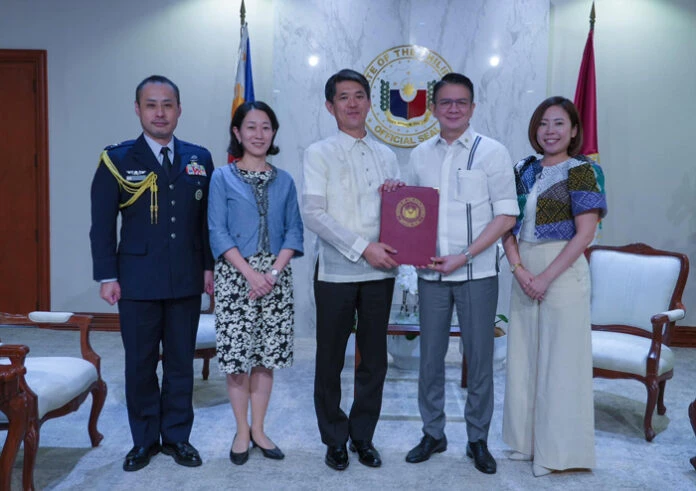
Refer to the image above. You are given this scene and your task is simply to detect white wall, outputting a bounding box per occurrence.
[549,0,696,325]
[2,0,693,328]
[0,0,275,314]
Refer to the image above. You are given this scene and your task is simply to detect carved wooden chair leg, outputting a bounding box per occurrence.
[202,358,210,381]
[88,380,107,447]
[22,415,39,491]
[657,380,667,415]
[643,380,659,442]
[0,392,28,491]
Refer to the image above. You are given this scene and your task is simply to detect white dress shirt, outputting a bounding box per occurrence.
[410,126,518,282]
[302,130,400,283]
[143,133,174,164]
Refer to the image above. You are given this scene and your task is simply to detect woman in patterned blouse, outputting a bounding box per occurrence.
[501,96,607,477]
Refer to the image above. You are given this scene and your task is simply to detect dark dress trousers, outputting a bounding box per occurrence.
[90,134,214,447]
[313,266,395,446]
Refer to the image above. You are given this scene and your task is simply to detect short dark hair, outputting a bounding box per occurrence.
[432,73,475,104]
[528,96,583,156]
[324,69,371,102]
[135,75,180,105]
[227,100,280,158]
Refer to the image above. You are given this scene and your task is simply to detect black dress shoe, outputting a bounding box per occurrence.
[123,443,161,472]
[325,444,349,471]
[405,433,447,463]
[161,441,202,467]
[251,435,285,460]
[229,447,249,465]
[230,433,249,465]
[466,440,497,474]
[349,440,382,468]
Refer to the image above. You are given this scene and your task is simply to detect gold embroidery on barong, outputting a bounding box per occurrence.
[98,150,159,224]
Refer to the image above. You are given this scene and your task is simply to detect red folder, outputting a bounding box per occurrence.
[379,186,438,266]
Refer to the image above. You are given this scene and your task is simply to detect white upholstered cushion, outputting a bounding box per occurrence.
[662,309,685,322]
[592,331,674,376]
[0,357,98,422]
[195,314,216,350]
[590,250,681,332]
[27,311,74,323]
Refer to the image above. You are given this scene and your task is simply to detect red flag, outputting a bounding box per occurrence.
[574,2,598,160]
[574,3,604,242]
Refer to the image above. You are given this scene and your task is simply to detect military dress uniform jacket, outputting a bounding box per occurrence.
[90,134,215,300]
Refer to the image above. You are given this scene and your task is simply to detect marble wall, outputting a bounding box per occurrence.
[0,0,548,331]
[271,0,549,335]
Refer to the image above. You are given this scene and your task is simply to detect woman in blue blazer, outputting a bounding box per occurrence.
[208,101,303,465]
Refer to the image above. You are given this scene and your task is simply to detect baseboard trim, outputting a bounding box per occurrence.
[671,326,696,347]
[78,312,120,332]
[42,315,696,347]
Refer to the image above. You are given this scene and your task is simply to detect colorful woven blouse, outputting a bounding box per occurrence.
[512,155,607,239]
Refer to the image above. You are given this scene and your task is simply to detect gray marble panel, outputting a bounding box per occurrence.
[272,0,548,335]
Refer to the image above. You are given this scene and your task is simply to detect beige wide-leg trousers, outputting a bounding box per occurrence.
[503,240,595,470]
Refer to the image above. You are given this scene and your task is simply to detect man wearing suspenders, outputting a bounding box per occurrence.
[404,73,518,474]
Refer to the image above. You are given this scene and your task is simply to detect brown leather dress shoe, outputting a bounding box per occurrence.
[349,440,382,468]
[162,441,202,467]
[123,443,161,472]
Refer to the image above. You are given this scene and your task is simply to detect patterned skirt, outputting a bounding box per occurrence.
[214,252,294,374]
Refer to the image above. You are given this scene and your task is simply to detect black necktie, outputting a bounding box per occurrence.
[161,147,173,175]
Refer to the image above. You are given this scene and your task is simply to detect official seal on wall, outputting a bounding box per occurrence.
[396,197,426,228]
[364,45,452,148]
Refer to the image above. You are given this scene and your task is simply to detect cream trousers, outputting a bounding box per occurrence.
[502,240,596,470]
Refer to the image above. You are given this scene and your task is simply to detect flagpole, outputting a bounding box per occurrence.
[574,1,598,159]
[590,1,595,31]
[574,1,604,242]
[229,0,254,162]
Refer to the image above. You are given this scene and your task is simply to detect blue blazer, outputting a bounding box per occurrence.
[208,163,304,260]
[90,134,215,300]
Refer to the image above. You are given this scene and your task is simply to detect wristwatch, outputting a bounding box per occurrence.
[270,268,280,278]
[510,262,523,273]
[462,248,474,263]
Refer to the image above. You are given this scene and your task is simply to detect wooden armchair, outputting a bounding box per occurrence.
[0,312,107,490]
[1,349,29,490]
[158,294,216,380]
[586,243,689,441]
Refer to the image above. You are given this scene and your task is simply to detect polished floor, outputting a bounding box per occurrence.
[1,326,695,490]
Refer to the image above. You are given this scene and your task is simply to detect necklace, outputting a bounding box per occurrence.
[234,158,269,172]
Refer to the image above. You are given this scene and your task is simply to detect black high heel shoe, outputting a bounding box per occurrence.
[251,433,285,460]
[229,433,249,465]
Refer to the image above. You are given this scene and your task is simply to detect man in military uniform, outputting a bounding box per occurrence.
[90,75,214,471]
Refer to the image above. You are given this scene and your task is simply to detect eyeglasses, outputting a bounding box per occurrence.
[435,99,470,108]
